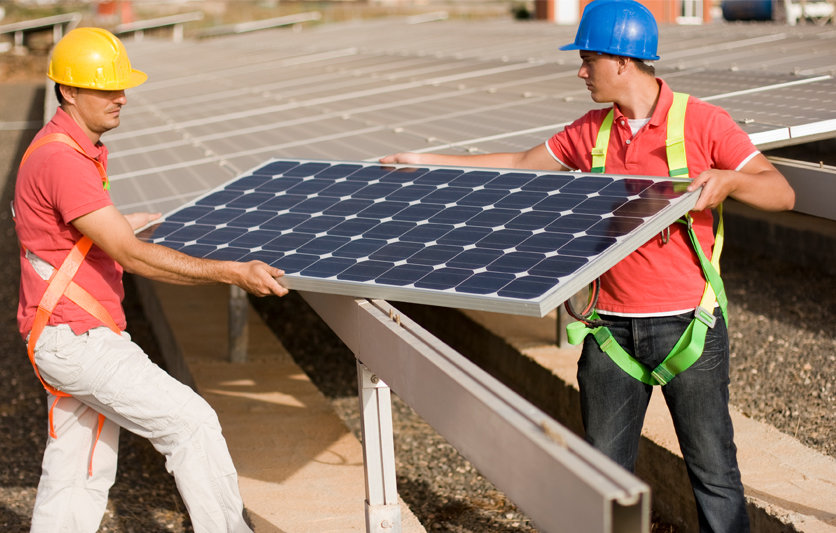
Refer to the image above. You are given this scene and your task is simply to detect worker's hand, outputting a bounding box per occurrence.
[124,211,162,230]
[236,261,288,297]
[379,153,424,165]
[688,169,738,212]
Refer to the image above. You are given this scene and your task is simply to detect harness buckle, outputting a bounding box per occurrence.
[694,306,717,328]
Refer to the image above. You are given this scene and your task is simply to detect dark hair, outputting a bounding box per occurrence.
[633,58,656,77]
[54,83,63,104]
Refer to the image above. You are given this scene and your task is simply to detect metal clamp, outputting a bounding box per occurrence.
[694,306,717,328]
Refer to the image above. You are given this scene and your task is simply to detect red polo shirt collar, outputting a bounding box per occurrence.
[50,107,107,161]
[610,78,672,129]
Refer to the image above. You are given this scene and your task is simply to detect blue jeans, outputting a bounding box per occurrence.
[577,310,749,533]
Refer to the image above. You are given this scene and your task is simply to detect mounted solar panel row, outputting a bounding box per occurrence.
[138,159,698,316]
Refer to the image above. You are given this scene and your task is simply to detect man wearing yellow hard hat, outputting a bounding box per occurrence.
[15,27,286,533]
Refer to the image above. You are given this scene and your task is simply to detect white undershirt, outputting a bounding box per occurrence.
[627,117,651,137]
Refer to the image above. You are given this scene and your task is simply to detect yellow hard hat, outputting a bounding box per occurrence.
[48,27,147,90]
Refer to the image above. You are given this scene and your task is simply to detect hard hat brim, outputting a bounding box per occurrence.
[48,68,148,91]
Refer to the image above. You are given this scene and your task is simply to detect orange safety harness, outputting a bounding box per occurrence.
[17,133,120,476]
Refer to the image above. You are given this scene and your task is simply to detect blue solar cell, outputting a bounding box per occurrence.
[455,272,514,294]
[415,267,472,290]
[517,233,572,253]
[355,182,402,199]
[386,185,435,202]
[296,235,351,255]
[323,198,374,216]
[357,201,408,219]
[574,196,628,216]
[284,162,330,177]
[447,248,503,269]
[421,187,471,205]
[196,208,245,225]
[495,191,548,210]
[487,252,546,274]
[614,198,671,218]
[300,257,356,278]
[315,163,362,179]
[438,227,491,246]
[588,217,643,237]
[260,213,310,231]
[167,224,216,242]
[285,179,334,196]
[167,205,213,223]
[370,242,424,262]
[459,189,508,207]
[328,218,380,236]
[241,250,284,265]
[338,261,394,282]
[533,193,586,212]
[401,224,454,243]
[380,167,429,183]
[206,247,250,261]
[346,165,396,181]
[476,229,532,249]
[407,245,463,266]
[252,160,300,176]
[485,172,537,190]
[227,210,277,228]
[197,190,242,207]
[545,214,600,233]
[178,243,218,257]
[289,197,341,214]
[415,169,463,185]
[294,215,345,233]
[364,221,416,240]
[392,204,444,222]
[522,175,572,192]
[258,194,306,211]
[376,264,433,286]
[466,209,519,228]
[429,205,481,225]
[498,276,558,299]
[333,238,387,258]
[449,171,500,187]
[197,227,248,245]
[559,236,617,257]
[274,253,320,273]
[225,174,272,191]
[559,176,613,194]
[229,229,282,248]
[640,181,685,199]
[506,211,562,231]
[141,221,183,241]
[264,233,316,252]
[529,255,589,278]
[227,192,275,209]
[599,178,655,197]
[255,177,304,193]
[319,181,368,197]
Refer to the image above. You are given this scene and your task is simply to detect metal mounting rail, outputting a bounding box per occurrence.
[115,12,204,43]
[197,12,321,38]
[0,13,81,51]
[300,291,650,533]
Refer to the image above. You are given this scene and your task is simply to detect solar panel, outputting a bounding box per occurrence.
[137,159,698,316]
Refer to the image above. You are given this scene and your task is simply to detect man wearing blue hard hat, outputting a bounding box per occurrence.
[383,1,795,531]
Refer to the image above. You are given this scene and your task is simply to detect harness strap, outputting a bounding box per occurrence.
[590,109,614,173]
[665,92,690,177]
[18,133,119,473]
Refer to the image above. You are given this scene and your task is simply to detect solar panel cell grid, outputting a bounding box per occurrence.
[139,159,698,316]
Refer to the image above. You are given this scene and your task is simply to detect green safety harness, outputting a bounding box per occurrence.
[565,92,728,386]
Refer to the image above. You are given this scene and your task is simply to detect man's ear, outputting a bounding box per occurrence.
[616,56,630,74]
[59,85,78,106]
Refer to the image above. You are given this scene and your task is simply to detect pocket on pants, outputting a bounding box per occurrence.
[33,325,89,388]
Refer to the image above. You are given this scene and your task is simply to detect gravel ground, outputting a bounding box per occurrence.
[2,76,834,533]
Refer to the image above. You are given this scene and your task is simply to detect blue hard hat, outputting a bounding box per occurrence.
[560,0,660,61]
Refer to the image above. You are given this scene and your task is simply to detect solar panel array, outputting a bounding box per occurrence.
[138,159,697,316]
[105,18,836,218]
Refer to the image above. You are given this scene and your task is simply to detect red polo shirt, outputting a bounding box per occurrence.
[546,79,757,315]
[15,107,127,338]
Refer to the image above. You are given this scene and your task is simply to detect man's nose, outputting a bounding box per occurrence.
[114,90,127,104]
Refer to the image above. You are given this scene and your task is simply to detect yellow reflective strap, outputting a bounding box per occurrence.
[666,92,689,177]
[591,109,614,173]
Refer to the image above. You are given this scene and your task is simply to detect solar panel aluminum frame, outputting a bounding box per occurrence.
[141,158,700,318]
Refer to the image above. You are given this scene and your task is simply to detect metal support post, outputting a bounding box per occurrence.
[173,23,183,43]
[52,23,62,43]
[556,303,571,349]
[228,285,248,363]
[14,30,23,49]
[357,361,401,533]
[135,29,144,42]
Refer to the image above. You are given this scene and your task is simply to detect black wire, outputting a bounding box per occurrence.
[564,278,612,328]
